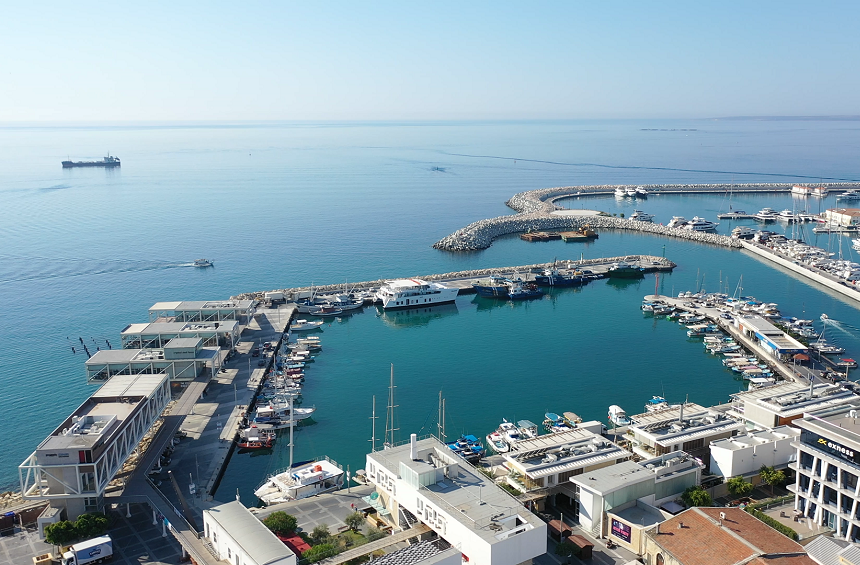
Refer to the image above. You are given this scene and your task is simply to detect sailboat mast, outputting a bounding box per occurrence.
[384,364,398,448]
[289,393,294,470]
[370,395,376,452]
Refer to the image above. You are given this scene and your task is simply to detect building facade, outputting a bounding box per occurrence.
[203,501,296,565]
[709,426,799,478]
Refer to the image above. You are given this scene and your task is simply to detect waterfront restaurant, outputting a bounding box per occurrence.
[570,452,702,553]
[790,408,860,542]
[501,428,630,505]
[727,382,860,429]
[365,435,547,565]
[120,320,239,350]
[19,373,171,521]
[148,299,255,324]
[733,315,808,362]
[626,403,743,466]
[85,337,220,384]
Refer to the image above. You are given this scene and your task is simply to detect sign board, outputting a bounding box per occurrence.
[611,519,632,543]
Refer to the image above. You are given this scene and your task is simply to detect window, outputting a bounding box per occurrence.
[682,438,705,451]
[656,553,664,565]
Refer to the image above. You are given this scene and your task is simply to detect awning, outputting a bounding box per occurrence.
[794,353,810,361]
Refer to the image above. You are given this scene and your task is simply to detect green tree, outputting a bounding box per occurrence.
[44,521,78,547]
[681,486,713,508]
[366,526,385,542]
[262,511,298,535]
[759,465,786,496]
[303,543,338,563]
[74,513,109,539]
[727,476,755,496]
[311,524,331,544]
[344,512,364,532]
[555,541,578,563]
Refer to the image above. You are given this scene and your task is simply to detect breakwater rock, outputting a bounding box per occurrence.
[433,181,860,251]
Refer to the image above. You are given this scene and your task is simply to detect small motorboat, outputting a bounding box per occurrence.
[193,259,213,267]
[289,319,325,331]
[485,431,509,453]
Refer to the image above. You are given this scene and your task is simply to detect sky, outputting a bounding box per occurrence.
[1,1,859,122]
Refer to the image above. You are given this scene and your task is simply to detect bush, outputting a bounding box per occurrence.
[745,507,799,541]
[74,513,109,539]
[366,526,385,542]
[681,486,713,507]
[263,511,298,535]
[303,542,338,563]
[759,466,787,495]
[344,512,364,532]
[727,476,754,496]
[311,524,331,544]
[44,521,78,547]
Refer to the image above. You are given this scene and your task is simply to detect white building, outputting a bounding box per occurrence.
[728,382,859,429]
[365,435,546,565]
[149,300,255,323]
[120,320,239,350]
[824,208,860,227]
[203,500,296,565]
[502,428,630,497]
[709,426,799,478]
[19,374,171,519]
[733,315,808,362]
[85,337,220,383]
[790,408,860,542]
[627,403,743,465]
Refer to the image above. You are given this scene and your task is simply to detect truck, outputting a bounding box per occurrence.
[61,535,112,565]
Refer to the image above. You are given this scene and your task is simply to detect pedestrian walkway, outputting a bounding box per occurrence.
[318,524,431,565]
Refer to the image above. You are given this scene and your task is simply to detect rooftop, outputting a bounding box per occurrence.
[39,374,167,452]
[150,300,254,311]
[369,437,544,541]
[573,452,701,494]
[732,382,858,417]
[164,337,203,349]
[504,428,628,478]
[612,501,666,529]
[710,426,798,451]
[796,409,860,447]
[86,346,219,364]
[629,403,743,446]
[648,507,814,565]
[204,501,294,565]
[737,315,807,351]
[121,320,238,335]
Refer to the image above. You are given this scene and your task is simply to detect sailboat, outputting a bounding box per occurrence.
[717,180,748,219]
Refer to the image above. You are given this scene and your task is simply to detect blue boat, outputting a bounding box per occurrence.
[447,434,486,463]
[534,268,588,287]
[472,275,511,297]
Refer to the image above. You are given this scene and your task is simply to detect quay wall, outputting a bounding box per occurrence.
[740,241,860,305]
[234,255,675,301]
[433,182,860,251]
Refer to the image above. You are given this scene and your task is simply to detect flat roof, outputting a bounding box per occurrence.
[710,426,798,451]
[86,347,219,365]
[796,409,860,448]
[629,404,743,446]
[121,320,239,335]
[571,460,649,494]
[164,337,202,349]
[733,382,858,417]
[369,437,544,542]
[737,316,807,351]
[150,300,253,311]
[39,374,167,451]
[612,502,665,529]
[205,500,294,565]
[505,430,628,478]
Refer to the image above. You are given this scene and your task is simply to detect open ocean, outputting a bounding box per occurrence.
[2,119,860,496]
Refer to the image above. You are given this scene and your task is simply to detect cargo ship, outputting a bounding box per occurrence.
[62,155,121,168]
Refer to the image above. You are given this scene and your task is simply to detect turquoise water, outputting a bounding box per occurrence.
[2,119,860,493]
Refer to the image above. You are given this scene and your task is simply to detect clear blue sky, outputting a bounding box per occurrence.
[2,1,858,121]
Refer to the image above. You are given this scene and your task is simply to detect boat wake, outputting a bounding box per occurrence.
[0,255,199,284]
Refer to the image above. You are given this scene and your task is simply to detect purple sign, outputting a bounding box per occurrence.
[611,519,632,543]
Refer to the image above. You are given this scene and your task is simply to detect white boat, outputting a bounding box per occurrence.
[625,187,638,197]
[485,431,509,453]
[254,458,344,505]
[682,216,719,231]
[517,420,539,439]
[498,419,522,446]
[853,238,860,251]
[630,210,654,222]
[754,208,778,222]
[718,210,748,219]
[608,405,630,427]
[289,319,324,331]
[635,186,649,197]
[614,187,627,198]
[839,190,860,201]
[777,209,798,223]
[376,279,458,310]
[666,216,687,229]
[731,226,755,239]
[812,186,829,197]
[193,259,213,267]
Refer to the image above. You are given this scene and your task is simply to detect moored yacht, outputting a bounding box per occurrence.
[607,260,646,278]
[777,209,798,223]
[625,187,638,196]
[635,186,649,197]
[731,226,756,239]
[630,210,654,222]
[534,268,587,287]
[608,405,630,427]
[839,189,860,201]
[254,458,344,505]
[666,216,687,229]
[754,208,778,222]
[376,279,458,309]
[682,216,719,231]
[614,187,627,197]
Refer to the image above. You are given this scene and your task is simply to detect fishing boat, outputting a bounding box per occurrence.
[682,217,719,232]
[289,319,324,331]
[517,420,539,439]
[193,259,213,267]
[543,412,574,433]
[607,260,645,279]
[237,426,276,450]
[534,268,587,287]
[254,458,344,505]
[376,279,459,310]
[630,210,654,222]
[666,216,688,229]
[645,396,678,413]
[309,306,343,317]
[607,405,630,427]
[472,275,511,297]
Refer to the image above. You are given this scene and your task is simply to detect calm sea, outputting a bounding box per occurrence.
[2,119,860,495]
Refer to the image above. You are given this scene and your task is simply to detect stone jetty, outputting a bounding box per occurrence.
[432,182,860,251]
[234,255,675,301]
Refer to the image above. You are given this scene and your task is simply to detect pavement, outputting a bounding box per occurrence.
[254,484,377,533]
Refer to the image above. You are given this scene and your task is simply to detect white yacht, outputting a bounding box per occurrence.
[625,187,638,196]
[289,319,324,331]
[754,208,778,222]
[839,190,860,201]
[608,405,630,427]
[254,458,344,505]
[498,419,522,447]
[666,216,688,229]
[683,216,719,231]
[853,238,860,251]
[614,187,627,197]
[731,226,755,239]
[376,279,458,309]
[777,210,798,223]
[630,210,654,222]
[635,186,649,197]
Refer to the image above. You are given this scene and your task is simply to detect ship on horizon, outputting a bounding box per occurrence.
[62,154,121,168]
